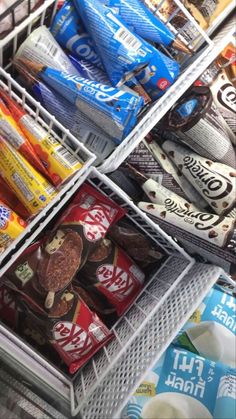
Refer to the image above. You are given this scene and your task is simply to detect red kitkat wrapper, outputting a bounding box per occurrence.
[49,289,113,374]
[79,239,145,316]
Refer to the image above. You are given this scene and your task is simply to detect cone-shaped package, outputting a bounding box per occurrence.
[162,140,236,216]
[136,43,180,100]
[15,26,79,75]
[101,0,175,46]
[68,54,110,84]
[20,61,144,141]
[50,0,103,68]
[73,0,153,86]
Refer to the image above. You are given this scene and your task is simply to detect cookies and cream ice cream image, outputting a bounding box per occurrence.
[123,345,236,419]
[162,140,236,215]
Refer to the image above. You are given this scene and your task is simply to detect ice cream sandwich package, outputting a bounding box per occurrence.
[175,285,236,368]
[123,345,236,419]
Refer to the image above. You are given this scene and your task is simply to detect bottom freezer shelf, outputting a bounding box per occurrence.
[76,262,222,418]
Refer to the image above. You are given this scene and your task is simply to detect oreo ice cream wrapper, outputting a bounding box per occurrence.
[74,0,153,87]
[50,0,103,68]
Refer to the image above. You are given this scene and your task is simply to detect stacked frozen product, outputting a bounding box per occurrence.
[1,182,166,374]
[10,0,195,163]
[120,39,236,277]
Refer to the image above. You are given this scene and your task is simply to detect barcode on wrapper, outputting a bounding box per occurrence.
[44,183,56,196]
[55,146,79,167]
[114,27,142,51]
[12,172,34,201]
[35,35,59,58]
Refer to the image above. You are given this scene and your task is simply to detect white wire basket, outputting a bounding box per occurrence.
[0,167,223,417]
[0,66,96,277]
[0,0,215,173]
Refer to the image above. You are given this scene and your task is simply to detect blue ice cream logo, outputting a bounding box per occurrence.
[62,73,127,102]
[0,205,11,229]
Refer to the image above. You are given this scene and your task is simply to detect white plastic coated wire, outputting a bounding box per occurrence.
[74,263,222,418]
[0,66,96,277]
[0,0,215,175]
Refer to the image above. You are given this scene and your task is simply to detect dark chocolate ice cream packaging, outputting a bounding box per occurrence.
[201,62,236,145]
[162,85,236,168]
[162,140,236,216]
[127,139,209,211]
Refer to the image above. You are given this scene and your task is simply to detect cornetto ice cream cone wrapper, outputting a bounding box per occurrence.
[162,140,236,216]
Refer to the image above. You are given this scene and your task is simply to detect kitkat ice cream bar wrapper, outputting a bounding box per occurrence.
[175,284,236,368]
[79,238,145,316]
[123,345,236,419]
[37,183,125,308]
[47,288,113,374]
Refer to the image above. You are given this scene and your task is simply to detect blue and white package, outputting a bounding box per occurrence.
[68,54,110,84]
[123,345,236,419]
[26,63,144,141]
[101,0,175,46]
[73,0,154,87]
[50,0,103,68]
[175,285,236,368]
[16,66,116,164]
[136,44,180,100]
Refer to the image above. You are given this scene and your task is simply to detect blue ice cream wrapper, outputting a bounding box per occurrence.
[101,0,174,47]
[37,66,144,141]
[123,345,236,419]
[73,0,153,87]
[68,54,110,84]
[50,0,103,68]
[136,44,180,100]
[27,76,116,162]
[174,284,236,368]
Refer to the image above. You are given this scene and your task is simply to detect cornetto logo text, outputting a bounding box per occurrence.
[217,83,236,113]
[164,198,223,231]
[183,156,233,200]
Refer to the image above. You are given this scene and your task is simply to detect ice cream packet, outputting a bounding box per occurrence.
[123,345,236,419]
[37,183,125,309]
[109,219,166,268]
[78,238,145,316]
[17,61,144,142]
[174,284,236,368]
[50,0,103,68]
[73,0,153,87]
[44,288,113,374]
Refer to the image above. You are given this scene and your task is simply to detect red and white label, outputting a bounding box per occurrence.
[82,204,117,242]
[53,321,93,361]
[97,264,137,301]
